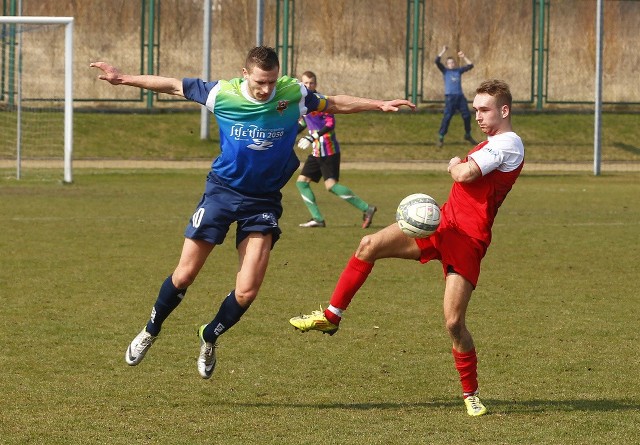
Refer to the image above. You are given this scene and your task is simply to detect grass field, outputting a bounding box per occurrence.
[2,110,640,166]
[1,168,639,444]
[71,110,640,163]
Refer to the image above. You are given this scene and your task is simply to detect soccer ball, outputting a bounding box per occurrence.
[395,193,441,238]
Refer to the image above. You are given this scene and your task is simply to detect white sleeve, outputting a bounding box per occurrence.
[204,82,222,112]
[469,132,524,175]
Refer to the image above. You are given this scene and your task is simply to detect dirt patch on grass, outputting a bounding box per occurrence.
[1,158,637,173]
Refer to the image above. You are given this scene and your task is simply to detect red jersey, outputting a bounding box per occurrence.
[442,132,524,245]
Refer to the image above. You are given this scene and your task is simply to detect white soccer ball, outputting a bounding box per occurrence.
[395,193,441,238]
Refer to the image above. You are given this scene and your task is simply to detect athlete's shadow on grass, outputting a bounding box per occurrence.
[232,398,639,413]
[614,142,640,156]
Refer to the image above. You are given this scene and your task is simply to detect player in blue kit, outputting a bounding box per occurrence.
[90,46,414,379]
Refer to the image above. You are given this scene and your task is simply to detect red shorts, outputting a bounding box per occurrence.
[414,216,487,287]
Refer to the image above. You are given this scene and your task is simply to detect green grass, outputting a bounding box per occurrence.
[1,169,639,444]
[3,110,640,163]
[77,111,640,162]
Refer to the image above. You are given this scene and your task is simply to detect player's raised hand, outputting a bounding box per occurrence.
[90,62,124,85]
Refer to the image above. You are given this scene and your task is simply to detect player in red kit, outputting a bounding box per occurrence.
[289,79,524,416]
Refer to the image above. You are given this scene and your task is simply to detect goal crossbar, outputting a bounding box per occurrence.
[0,16,74,183]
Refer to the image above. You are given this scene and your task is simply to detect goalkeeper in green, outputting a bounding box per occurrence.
[295,71,377,229]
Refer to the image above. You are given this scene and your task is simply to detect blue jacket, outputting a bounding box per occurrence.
[435,56,473,96]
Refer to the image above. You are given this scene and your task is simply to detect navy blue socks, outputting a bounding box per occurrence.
[144,280,247,342]
[146,275,186,336]
[202,290,247,342]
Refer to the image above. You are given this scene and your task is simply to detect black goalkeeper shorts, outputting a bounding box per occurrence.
[300,152,341,183]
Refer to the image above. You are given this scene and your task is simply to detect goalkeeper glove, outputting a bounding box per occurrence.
[297,131,319,150]
[297,135,315,150]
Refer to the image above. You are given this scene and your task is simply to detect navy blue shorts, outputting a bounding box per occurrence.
[184,173,283,248]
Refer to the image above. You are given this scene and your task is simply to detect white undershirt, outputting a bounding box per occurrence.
[469,131,525,175]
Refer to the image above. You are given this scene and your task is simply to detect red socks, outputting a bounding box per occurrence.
[452,347,478,397]
[324,256,479,398]
[324,255,374,325]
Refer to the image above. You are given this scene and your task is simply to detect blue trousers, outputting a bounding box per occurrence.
[438,94,472,137]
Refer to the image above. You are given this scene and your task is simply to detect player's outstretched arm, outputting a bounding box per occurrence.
[325,95,415,114]
[90,61,184,97]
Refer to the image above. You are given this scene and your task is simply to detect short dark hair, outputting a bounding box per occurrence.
[301,71,316,81]
[476,79,512,109]
[245,46,279,72]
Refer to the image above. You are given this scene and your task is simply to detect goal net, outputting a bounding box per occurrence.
[0,16,73,183]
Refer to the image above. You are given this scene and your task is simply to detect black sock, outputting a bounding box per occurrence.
[202,290,247,342]
[146,275,186,336]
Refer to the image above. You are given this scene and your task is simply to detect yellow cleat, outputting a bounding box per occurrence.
[289,309,339,336]
[464,395,488,416]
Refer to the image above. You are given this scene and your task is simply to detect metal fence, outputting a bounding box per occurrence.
[1,0,639,110]
[0,0,638,175]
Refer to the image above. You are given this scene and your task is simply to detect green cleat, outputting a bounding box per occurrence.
[464,395,488,416]
[289,309,339,336]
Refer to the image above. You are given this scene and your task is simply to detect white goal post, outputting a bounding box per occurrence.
[0,16,74,183]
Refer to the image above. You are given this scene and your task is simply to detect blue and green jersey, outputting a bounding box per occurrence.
[183,76,326,194]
